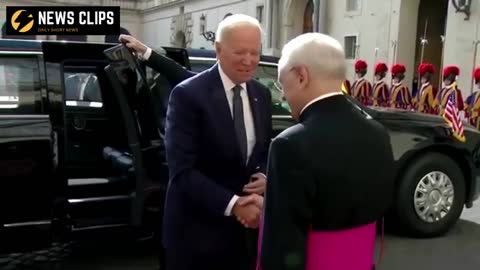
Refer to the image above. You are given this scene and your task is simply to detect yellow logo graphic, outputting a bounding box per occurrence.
[11,10,34,33]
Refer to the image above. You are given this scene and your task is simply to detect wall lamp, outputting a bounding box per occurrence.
[451,0,471,20]
[199,13,215,43]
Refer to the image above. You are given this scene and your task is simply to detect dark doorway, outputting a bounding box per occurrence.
[413,0,449,90]
[303,1,314,33]
[173,31,186,48]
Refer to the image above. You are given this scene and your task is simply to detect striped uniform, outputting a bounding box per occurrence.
[465,91,480,129]
[352,78,373,106]
[434,85,464,115]
[413,83,436,114]
[390,83,411,109]
[372,81,389,107]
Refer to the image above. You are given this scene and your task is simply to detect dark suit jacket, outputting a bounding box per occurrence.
[163,63,272,262]
[259,94,395,270]
[147,50,196,87]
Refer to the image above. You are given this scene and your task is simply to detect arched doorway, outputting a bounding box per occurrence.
[303,0,314,33]
[413,0,449,91]
[281,0,314,44]
[172,31,186,48]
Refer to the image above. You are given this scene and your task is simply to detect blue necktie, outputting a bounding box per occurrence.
[232,85,247,163]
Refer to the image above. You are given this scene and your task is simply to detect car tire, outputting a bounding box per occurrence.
[395,152,466,238]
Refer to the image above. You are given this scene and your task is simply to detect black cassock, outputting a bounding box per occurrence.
[259,95,395,270]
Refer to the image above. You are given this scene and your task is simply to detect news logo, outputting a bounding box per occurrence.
[6,6,120,35]
[11,10,35,33]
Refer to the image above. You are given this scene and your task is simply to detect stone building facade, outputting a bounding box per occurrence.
[2,0,480,97]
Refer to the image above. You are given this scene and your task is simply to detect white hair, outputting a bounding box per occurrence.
[278,33,347,81]
[215,14,263,42]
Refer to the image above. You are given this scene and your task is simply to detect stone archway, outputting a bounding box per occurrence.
[172,31,187,48]
[281,0,313,45]
[170,13,192,48]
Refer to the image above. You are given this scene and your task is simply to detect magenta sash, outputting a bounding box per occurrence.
[255,218,264,270]
[305,222,376,270]
[256,221,376,270]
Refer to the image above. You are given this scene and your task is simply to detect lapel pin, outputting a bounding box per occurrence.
[254,98,258,102]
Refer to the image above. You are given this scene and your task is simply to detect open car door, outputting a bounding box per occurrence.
[103,44,175,229]
[102,45,150,227]
[102,44,191,232]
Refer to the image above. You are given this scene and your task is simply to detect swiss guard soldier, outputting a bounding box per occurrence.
[390,64,411,109]
[372,62,389,107]
[342,79,352,95]
[413,62,437,114]
[352,60,373,105]
[465,67,480,129]
[435,65,464,115]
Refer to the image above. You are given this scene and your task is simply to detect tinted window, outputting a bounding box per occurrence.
[0,56,40,113]
[63,71,102,108]
[253,64,291,115]
[146,65,160,86]
[189,58,215,73]
[146,65,171,107]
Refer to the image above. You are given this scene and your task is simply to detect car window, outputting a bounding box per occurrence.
[146,65,162,86]
[189,58,215,73]
[63,71,102,108]
[0,56,40,113]
[253,64,291,116]
[146,65,171,105]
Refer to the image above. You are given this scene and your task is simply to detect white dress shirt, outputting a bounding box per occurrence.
[218,64,256,161]
[142,47,153,60]
[217,63,257,216]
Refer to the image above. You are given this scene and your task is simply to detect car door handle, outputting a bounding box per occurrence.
[73,117,86,130]
[6,145,18,152]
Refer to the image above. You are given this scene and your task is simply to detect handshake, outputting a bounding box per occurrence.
[232,194,264,229]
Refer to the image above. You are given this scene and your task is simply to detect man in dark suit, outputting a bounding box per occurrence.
[258,33,395,270]
[122,15,271,270]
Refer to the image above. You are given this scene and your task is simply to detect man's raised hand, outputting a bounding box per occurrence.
[118,34,148,57]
